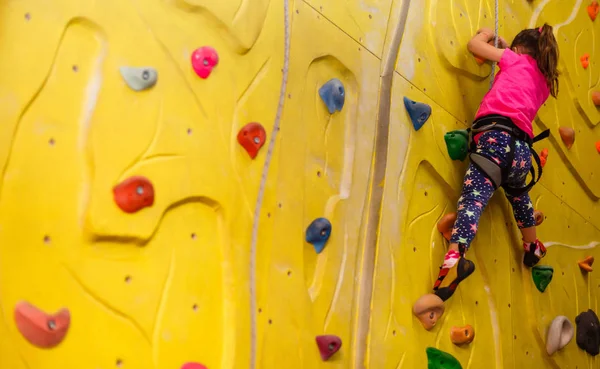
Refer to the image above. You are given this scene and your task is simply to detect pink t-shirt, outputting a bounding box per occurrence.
[475,48,550,139]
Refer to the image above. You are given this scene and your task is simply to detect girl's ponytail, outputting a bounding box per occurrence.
[536,23,560,98]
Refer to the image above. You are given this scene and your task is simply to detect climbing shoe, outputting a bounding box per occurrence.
[523,239,547,267]
[433,257,475,302]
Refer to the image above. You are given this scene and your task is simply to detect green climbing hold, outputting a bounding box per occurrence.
[532,265,553,293]
[444,130,469,161]
[426,347,462,369]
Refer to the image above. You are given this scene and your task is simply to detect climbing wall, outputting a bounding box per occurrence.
[0,0,598,369]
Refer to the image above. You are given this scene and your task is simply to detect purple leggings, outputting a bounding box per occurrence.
[450,130,536,249]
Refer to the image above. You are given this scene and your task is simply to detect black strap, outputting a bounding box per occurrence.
[468,115,548,196]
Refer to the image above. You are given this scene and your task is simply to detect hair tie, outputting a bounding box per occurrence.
[538,26,543,33]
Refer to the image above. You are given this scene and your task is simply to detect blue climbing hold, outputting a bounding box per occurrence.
[319,79,345,114]
[306,218,332,254]
[404,96,432,131]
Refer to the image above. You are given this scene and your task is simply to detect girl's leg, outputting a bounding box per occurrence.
[504,141,546,267]
[433,161,495,301]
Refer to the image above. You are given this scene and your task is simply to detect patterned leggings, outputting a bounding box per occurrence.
[450,130,536,249]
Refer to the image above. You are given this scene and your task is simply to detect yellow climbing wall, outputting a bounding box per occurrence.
[0,1,598,369]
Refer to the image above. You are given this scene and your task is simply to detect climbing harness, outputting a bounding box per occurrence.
[467,115,549,197]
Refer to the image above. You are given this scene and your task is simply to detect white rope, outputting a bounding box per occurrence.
[248,0,291,367]
[489,0,499,89]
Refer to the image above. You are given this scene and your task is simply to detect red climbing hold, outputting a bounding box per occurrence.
[191,47,219,79]
[316,335,342,361]
[181,363,208,369]
[237,123,266,159]
[113,176,155,213]
[581,53,590,69]
[589,1,599,21]
[14,301,70,348]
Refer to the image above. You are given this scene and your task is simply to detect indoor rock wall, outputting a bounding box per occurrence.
[0,0,598,368]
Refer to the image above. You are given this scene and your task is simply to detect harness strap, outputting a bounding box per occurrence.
[467,115,548,197]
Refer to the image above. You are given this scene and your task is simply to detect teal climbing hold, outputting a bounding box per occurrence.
[119,67,158,91]
[404,97,432,131]
[444,130,469,161]
[532,265,553,293]
[426,347,462,369]
[306,218,332,254]
[319,79,345,114]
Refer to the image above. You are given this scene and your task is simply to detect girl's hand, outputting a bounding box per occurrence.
[476,27,495,39]
[497,36,510,49]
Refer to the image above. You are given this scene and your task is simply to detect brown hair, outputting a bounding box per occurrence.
[510,23,560,98]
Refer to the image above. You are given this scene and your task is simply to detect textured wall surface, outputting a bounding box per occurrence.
[0,0,597,368]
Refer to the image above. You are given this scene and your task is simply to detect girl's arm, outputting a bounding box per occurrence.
[468,28,508,62]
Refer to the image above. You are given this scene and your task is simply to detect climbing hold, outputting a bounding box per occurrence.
[413,294,445,331]
[558,127,575,149]
[592,91,600,106]
[113,176,155,213]
[119,66,158,91]
[533,210,544,226]
[578,256,594,272]
[191,46,219,79]
[474,55,485,65]
[540,148,548,167]
[596,141,600,154]
[437,212,457,241]
[318,78,345,114]
[575,309,600,356]
[237,123,266,159]
[14,301,70,348]
[450,324,475,345]
[532,265,553,293]
[181,363,208,369]
[315,335,342,361]
[426,347,462,369]
[546,316,574,355]
[581,53,590,69]
[589,1,599,21]
[444,130,469,161]
[305,218,332,254]
[403,97,432,131]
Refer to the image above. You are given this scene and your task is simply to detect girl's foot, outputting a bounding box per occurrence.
[523,239,547,267]
[433,251,475,301]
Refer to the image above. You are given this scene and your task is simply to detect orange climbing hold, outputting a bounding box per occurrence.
[589,1,599,21]
[581,53,590,69]
[541,148,549,158]
[596,141,600,154]
[437,212,457,241]
[450,324,475,345]
[113,176,155,213]
[579,256,594,272]
[558,127,575,149]
[533,210,544,226]
[413,294,445,330]
[540,156,547,168]
[237,122,266,159]
[14,301,70,348]
[592,91,600,106]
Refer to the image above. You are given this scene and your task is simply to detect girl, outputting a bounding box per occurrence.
[432,24,560,301]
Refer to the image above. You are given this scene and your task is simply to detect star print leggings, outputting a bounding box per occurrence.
[450,129,536,250]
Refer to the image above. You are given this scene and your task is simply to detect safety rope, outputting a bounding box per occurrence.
[489,0,499,89]
[248,0,291,368]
